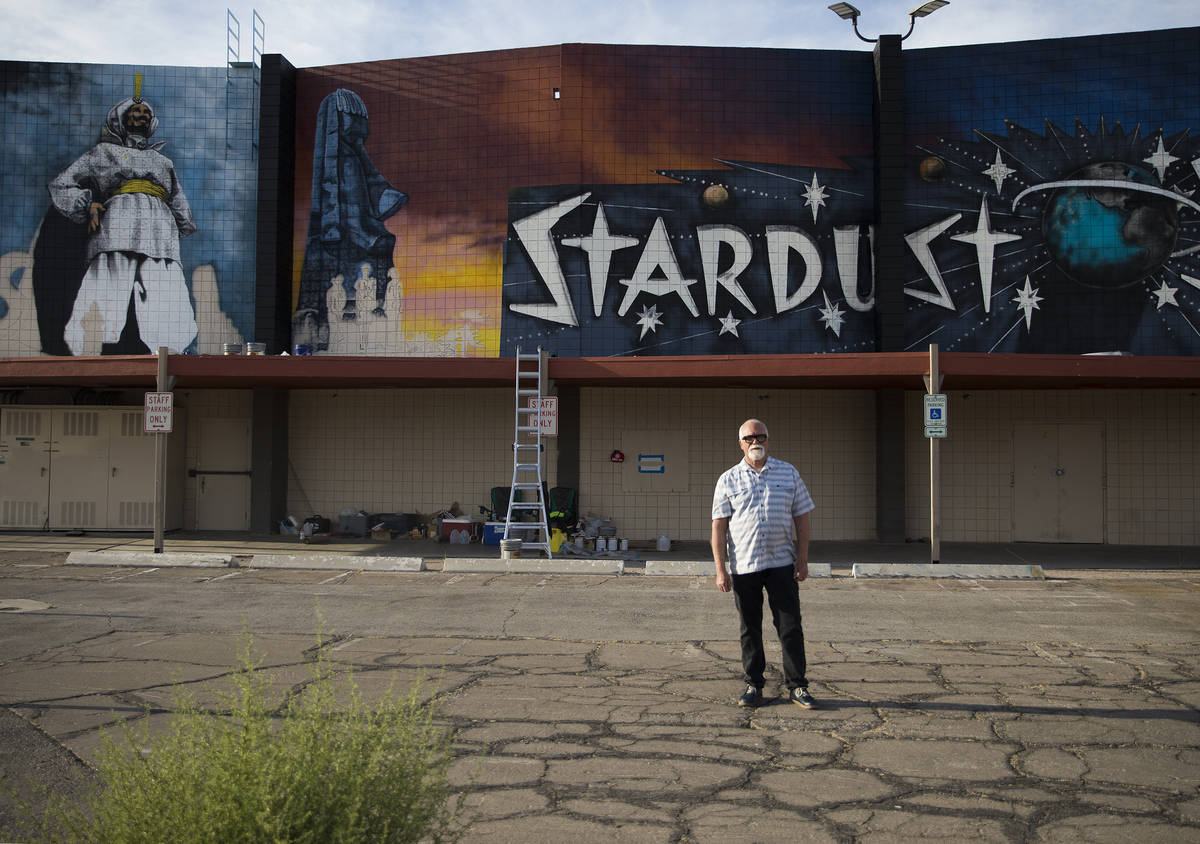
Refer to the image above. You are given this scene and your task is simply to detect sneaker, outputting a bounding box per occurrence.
[790,687,817,709]
[737,684,763,707]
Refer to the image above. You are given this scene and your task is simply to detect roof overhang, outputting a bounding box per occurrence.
[0,353,1198,392]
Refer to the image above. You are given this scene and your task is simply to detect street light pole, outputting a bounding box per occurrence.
[828,1,950,549]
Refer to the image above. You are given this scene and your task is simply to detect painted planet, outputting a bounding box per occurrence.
[1042,161,1179,289]
[702,184,732,210]
[919,156,947,182]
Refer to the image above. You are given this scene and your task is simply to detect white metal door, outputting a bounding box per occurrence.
[107,410,156,529]
[0,408,51,528]
[195,418,251,530]
[1057,424,1104,542]
[1013,422,1104,543]
[48,408,108,529]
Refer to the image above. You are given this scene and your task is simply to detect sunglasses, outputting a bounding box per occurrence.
[741,434,768,444]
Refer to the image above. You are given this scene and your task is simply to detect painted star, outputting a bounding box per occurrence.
[802,172,828,223]
[1012,276,1043,329]
[561,202,639,318]
[635,304,664,339]
[718,311,741,337]
[1143,135,1179,182]
[950,197,1021,314]
[983,150,1016,194]
[817,291,845,337]
[1152,280,1179,310]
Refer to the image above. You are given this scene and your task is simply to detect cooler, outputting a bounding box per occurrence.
[483,522,505,546]
[440,517,479,542]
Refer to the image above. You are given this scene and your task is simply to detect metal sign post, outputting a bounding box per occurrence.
[153,347,168,553]
[923,344,944,563]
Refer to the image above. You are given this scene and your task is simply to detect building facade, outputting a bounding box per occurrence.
[1,28,1198,545]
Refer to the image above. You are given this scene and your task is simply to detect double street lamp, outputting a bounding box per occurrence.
[828,1,949,42]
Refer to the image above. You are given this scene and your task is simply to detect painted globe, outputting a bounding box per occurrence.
[1042,162,1178,288]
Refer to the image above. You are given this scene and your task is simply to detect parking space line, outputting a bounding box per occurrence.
[105,568,159,581]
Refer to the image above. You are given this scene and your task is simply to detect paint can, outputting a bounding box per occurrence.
[222,343,242,355]
[596,537,607,552]
[500,538,522,560]
[245,342,266,355]
[619,538,629,551]
[294,344,313,356]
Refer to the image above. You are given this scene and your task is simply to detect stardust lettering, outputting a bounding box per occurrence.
[509,194,875,325]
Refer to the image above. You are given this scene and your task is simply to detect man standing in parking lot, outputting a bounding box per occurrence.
[711,418,817,709]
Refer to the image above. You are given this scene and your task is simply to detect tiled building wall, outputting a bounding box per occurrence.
[904,390,1200,545]
[285,389,543,524]
[0,62,260,357]
[578,388,876,543]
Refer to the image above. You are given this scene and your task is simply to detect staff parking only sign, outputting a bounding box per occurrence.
[528,396,558,436]
[144,392,174,433]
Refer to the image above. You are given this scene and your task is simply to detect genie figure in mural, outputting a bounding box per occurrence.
[46,80,198,355]
[293,88,408,351]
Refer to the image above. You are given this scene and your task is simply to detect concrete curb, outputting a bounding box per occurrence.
[852,562,1046,580]
[65,550,234,568]
[248,554,425,572]
[443,557,625,575]
[643,561,833,577]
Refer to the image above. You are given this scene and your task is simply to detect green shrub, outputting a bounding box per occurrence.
[36,635,463,843]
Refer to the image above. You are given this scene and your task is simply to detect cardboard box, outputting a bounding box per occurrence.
[339,513,368,537]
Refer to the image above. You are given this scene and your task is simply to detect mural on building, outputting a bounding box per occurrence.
[904,119,1200,355]
[293,89,408,352]
[0,62,257,357]
[498,46,876,357]
[902,29,1200,356]
[43,75,199,356]
[502,158,877,356]
[294,46,874,358]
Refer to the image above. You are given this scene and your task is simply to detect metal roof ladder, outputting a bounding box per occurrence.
[505,347,551,557]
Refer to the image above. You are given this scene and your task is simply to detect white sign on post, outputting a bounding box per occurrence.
[528,396,558,436]
[144,392,174,433]
[923,393,947,438]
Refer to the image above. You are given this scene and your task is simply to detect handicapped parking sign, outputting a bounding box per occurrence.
[923,393,947,438]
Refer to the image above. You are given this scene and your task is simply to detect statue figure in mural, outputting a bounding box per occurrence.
[46,76,198,355]
[293,88,408,351]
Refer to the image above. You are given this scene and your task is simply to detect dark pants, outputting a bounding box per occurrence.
[731,563,808,690]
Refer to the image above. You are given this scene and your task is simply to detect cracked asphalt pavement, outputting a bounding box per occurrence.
[2,554,1199,842]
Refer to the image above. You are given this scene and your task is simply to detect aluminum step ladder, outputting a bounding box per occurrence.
[505,347,551,556]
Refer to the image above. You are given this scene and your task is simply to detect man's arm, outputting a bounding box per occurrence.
[712,517,732,593]
[48,151,99,227]
[793,511,810,582]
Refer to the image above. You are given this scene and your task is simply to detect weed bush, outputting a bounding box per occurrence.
[35,636,462,843]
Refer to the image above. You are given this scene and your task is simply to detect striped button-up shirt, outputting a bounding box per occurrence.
[712,456,815,574]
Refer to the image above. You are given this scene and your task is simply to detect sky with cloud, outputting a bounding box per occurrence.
[0,0,1195,68]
